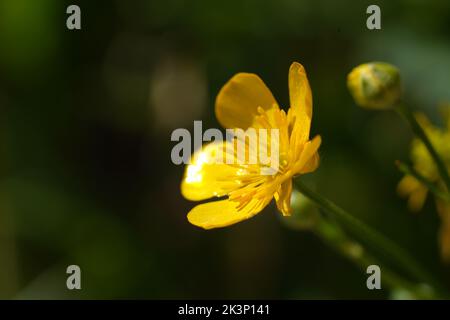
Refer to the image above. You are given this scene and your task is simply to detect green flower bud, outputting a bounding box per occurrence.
[347,62,402,109]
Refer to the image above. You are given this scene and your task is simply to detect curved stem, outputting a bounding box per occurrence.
[311,215,434,298]
[395,103,450,192]
[294,178,447,296]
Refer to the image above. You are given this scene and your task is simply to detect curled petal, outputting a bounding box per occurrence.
[293,135,321,174]
[299,151,320,174]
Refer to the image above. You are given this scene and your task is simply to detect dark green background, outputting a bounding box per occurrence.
[0,0,450,299]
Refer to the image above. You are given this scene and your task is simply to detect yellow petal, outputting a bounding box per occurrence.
[299,149,320,174]
[187,197,272,229]
[397,175,421,198]
[181,142,242,201]
[294,135,321,174]
[274,179,293,216]
[397,175,428,212]
[407,185,428,212]
[288,62,313,142]
[215,73,278,129]
[289,62,312,119]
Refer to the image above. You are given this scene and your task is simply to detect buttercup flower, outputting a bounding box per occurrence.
[397,111,450,211]
[347,62,401,109]
[181,62,321,229]
[397,107,450,261]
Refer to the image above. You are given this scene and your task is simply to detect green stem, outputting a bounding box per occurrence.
[395,103,450,192]
[293,178,446,295]
[396,161,450,203]
[312,215,434,298]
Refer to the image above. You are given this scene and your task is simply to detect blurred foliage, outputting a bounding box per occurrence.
[0,0,450,299]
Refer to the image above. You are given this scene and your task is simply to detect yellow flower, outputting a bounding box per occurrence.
[347,62,401,110]
[397,111,450,212]
[181,62,321,229]
[397,107,450,261]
